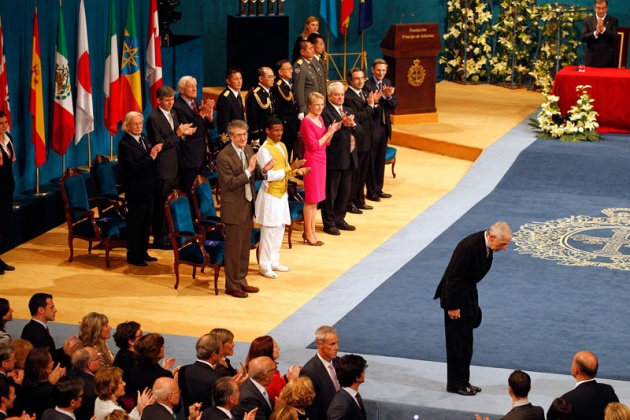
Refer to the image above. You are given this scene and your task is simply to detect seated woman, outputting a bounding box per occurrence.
[112,321,143,411]
[210,327,238,377]
[277,377,315,420]
[245,335,301,405]
[22,347,65,418]
[93,366,152,420]
[0,298,13,344]
[79,312,115,368]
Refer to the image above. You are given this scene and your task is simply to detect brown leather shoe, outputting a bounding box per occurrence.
[226,289,248,298]
[241,285,259,293]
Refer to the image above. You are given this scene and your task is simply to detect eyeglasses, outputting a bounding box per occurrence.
[230,133,248,139]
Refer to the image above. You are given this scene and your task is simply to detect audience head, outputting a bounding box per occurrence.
[156,85,177,111]
[258,67,276,89]
[301,16,319,38]
[134,333,165,366]
[307,33,325,56]
[487,221,512,252]
[547,397,573,420]
[212,377,239,409]
[275,59,293,81]
[248,356,277,387]
[113,321,143,351]
[8,339,33,369]
[571,350,598,380]
[270,405,299,420]
[0,343,15,373]
[508,370,531,399]
[299,40,315,60]
[225,68,243,91]
[28,292,56,321]
[53,377,84,410]
[0,112,7,136]
[335,354,367,388]
[605,402,630,420]
[94,366,125,401]
[279,377,315,410]
[79,312,111,346]
[0,298,12,331]
[178,75,198,101]
[347,68,366,90]
[228,120,249,148]
[0,375,16,410]
[152,377,180,407]
[72,346,100,374]
[210,327,235,358]
[315,326,339,362]
[371,58,389,81]
[23,347,53,389]
[195,333,222,362]
[307,91,325,108]
[594,0,608,19]
[246,335,276,366]
[327,82,345,105]
[104,411,130,420]
[122,111,144,133]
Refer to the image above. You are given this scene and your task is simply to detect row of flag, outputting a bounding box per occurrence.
[0,0,163,169]
[320,0,373,38]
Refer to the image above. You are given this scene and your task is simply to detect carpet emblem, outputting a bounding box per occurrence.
[512,208,630,270]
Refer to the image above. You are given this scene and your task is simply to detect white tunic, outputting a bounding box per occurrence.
[254,142,291,227]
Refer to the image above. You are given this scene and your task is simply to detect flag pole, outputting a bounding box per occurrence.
[110,135,113,160]
[87,132,91,166]
[62,155,65,173]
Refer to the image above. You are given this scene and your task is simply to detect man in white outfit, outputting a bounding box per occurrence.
[255,117,310,278]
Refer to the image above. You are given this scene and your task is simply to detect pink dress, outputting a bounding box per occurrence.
[300,115,327,203]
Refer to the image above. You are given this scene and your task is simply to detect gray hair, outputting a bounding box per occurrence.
[314,326,337,342]
[177,76,196,91]
[121,112,143,133]
[228,119,249,135]
[488,221,512,240]
[196,334,221,360]
[327,81,344,95]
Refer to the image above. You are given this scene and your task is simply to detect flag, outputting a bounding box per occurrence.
[0,18,11,131]
[340,0,355,36]
[319,0,338,38]
[358,0,373,34]
[30,7,46,168]
[120,0,142,115]
[75,0,93,145]
[104,0,122,136]
[51,2,75,157]
[146,0,162,108]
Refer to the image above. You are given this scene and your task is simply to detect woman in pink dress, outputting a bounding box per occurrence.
[299,92,341,246]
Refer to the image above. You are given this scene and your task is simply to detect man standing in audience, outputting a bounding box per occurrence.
[343,68,379,215]
[321,82,361,236]
[41,377,84,420]
[434,222,512,396]
[581,0,618,68]
[217,69,246,145]
[173,76,215,196]
[301,326,340,420]
[255,118,309,279]
[216,120,274,298]
[232,356,275,420]
[363,58,397,202]
[501,370,544,420]
[327,354,368,420]
[146,85,196,249]
[71,347,100,420]
[246,67,277,146]
[179,334,222,415]
[292,40,321,118]
[141,377,181,420]
[561,351,619,420]
[271,60,300,161]
[307,33,327,95]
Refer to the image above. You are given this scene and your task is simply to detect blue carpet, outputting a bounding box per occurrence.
[332,133,630,381]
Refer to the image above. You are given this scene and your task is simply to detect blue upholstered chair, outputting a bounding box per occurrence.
[165,189,224,293]
[90,154,126,218]
[60,168,126,268]
[385,146,397,178]
[191,175,223,235]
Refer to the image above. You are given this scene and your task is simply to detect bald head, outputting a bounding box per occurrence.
[572,350,598,379]
[249,356,276,387]
[152,377,180,407]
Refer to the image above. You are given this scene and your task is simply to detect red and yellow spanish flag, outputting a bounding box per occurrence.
[30,7,46,168]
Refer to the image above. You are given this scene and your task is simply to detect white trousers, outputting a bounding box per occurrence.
[258,225,285,272]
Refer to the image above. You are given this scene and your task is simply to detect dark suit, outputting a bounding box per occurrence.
[0,133,15,253]
[321,103,359,230]
[246,85,275,143]
[202,407,232,420]
[300,356,338,420]
[216,143,263,292]
[501,403,545,420]
[127,363,173,406]
[581,14,619,68]
[344,88,374,208]
[146,107,182,245]
[561,380,619,420]
[118,132,155,261]
[363,77,398,198]
[231,378,272,420]
[216,88,246,143]
[140,402,176,420]
[23,381,55,418]
[179,361,221,415]
[173,95,214,196]
[20,320,68,367]
[74,372,96,420]
[433,230,493,391]
[271,78,300,160]
[41,408,74,420]
[327,389,366,420]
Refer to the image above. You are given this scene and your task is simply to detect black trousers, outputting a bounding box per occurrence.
[126,199,153,260]
[321,167,351,229]
[444,310,475,390]
[350,151,371,207]
[152,178,178,243]
[367,127,388,197]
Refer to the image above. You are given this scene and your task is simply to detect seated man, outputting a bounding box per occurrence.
[501,370,544,420]
[41,377,84,420]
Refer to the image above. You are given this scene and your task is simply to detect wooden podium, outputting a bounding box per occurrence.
[380,24,442,124]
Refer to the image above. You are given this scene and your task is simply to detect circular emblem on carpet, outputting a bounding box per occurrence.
[512,208,630,271]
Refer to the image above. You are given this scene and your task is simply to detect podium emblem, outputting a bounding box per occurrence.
[407,59,426,87]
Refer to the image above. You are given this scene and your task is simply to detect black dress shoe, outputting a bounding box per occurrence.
[366,195,381,202]
[127,259,148,267]
[378,191,392,198]
[324,226,340,236]
[142,255,158,262]
[337,220,356,231]
[357,204,373,210]
[1,264,15,271]
[347,205,363,214]
[0,269,4,275]
[447,386,476,396]
[467,384,482,393]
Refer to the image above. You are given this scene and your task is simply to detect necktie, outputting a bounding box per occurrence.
[356,392,367,419]
[190,100,198,114]
[138,135,147,151]
[240,151,253,202]
[262,390,272,408]
[327,363,340,391]
[167,112,174,130]
[350,135,355,153]
[377,81,382,91]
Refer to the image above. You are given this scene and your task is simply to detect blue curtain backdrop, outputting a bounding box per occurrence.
[1,0,629,195]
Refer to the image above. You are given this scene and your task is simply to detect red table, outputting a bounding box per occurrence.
[552,66,630,133]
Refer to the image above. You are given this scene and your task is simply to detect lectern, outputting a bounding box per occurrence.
[380,24,442,123]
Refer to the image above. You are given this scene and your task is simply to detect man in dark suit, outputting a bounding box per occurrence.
[433,222,512,396]
[321,82,361,236]
[232,357,274,420]
[201,377,243,420]
[216,120,274,298]
[70,347,100,420]
[141,377,181,420]
[343,68,379,214]
[21,293,80,367]
[41,377,84,420]
[118,111,163,266]
[0,111,16,275]
[500,370,544,420]
[0,375,17,419]
[179,334,222,415]
[581,0,619,68]
[217,69,246,145]
[146,85,196,250]
[300,326,340,420]
[363,58,398,202]
[271,60,300,161]
[246,67,276,146]
[327,354,368,420]
[173,76,215,197]
[561,351,619,420]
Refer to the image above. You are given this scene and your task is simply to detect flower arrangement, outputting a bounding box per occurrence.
[529,85,601,142]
